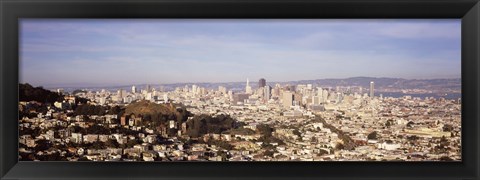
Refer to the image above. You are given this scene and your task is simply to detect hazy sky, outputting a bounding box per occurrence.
[20,19,461,87]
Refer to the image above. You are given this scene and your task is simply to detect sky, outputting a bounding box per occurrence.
[20,19,461,87]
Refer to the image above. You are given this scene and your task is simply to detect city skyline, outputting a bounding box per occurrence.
[20,19,461,87]
[22,75,462,89]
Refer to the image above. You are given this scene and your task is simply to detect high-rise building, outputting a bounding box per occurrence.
[336,92,343,104]
[132,86,137,93]
[117,89,123,98]
[258,78,266,88]
[370,81,375,98]
[246,78,252,94]
[264,85,271,101]
[322,89,329,103]
[283,91,294,109]
[312,96,320,105]
[192,85,198,94]
[146,84,151,93]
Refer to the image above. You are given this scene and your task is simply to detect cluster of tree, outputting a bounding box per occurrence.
[69,126,88,134]
[186,114,239,137]
[442,124,454,132]
[75,104,107,116]
[216,150,230,160]
[34,139,53,152]
[35,152,68,161]
[86,124,111,134]
[207,139,234,150]
[256,124,273,136]
[19,127,44,137]
[262,149,276,158]
[225,127,255,135]
[19,102,51,119]
[433,136,451,153]
[124,101,192,131]
[292,129,302,137]
[258,135,285,146]
[334,142,345,150]
[19,83,64,103]
[439,156,454,161]
[254,123,285,146]
[108,106,122,115]
[84,141,107,150]
[112,126,141,136]
[316,116,356,150]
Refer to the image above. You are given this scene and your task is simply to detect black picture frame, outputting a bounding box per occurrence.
[1,0,479,180]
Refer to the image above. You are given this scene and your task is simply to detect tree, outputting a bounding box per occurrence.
[367,131,378,140]
[385,119,394,127]
[86,124,110,134]
[186,114,238,137]
[407,135,419,141]
[105,139,119,148]
[442,124,454,132]
[256,124,273,137]
[406,121,415,128]
[19,83,64,103]
[263,150,275,157]
[292,129,302,137]
[109,106,121,115]
[439,156,453,161]
[34,139,52,151]
[335,142,345,150]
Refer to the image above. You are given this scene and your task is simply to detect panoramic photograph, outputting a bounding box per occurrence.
[18,19,461,161]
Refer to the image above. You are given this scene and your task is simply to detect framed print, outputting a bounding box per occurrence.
[1,0,479,180]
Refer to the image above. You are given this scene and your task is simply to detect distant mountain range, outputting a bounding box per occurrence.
[43,77,461,93]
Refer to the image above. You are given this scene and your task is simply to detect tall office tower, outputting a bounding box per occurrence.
[118,89,127,99]
[273,84,281,97]
[370,81,375,98]
[117,89,123,99]
[192,85,198,94]
[312,96,320,105]
[264,85,271,101]
[132,86,137,93]
[315,88,321,102]
[246,78,252,94]
[322,89,329,103]
[258,78,266,88]
[146,84,151,93]
[283,91,294,108]
[336,92,343,104]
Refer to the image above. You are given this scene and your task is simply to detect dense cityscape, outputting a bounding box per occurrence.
[19,77,461,161]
